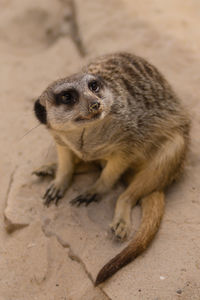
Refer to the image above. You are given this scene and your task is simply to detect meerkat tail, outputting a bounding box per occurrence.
[95,191,165,285]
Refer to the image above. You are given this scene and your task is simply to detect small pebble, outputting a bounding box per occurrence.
[181,268,186,272]
[160,276,165,280]
[176,289,182,295]
[27,243,36,249]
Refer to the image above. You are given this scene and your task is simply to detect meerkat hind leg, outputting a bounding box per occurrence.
[111,199,132,241]
[32,163,57,177]
[111,133,186,240]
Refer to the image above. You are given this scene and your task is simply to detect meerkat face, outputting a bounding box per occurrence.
[34,73,114,131]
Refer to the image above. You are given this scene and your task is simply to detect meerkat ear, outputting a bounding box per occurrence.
[34,99,47,124]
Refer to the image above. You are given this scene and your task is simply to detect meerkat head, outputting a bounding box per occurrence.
[34,72,114,131]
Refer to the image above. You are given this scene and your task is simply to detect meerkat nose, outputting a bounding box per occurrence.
[89,101,100,112]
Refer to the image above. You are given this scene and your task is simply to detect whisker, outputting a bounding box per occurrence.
[18,123,41,142]
[44,141,55,160]
[21,111,35,117]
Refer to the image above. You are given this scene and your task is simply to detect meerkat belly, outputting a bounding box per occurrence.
[58,128,116,161]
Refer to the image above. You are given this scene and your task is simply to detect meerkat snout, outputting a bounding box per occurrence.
[88,100,101,113]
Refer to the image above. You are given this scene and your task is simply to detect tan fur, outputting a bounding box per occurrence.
[96,132,186,284]
[33,52,190,284]
[93,153,131,193]
[96,191,165,284]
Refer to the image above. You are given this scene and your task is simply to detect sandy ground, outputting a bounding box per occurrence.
[0,0,200,299]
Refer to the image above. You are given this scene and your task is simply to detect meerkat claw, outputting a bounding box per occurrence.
[70,193,98,206]
[110,219,130,241]
[32,163,56,178]
[43,183,64,206]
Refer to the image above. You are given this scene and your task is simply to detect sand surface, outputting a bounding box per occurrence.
[0,0,200,299]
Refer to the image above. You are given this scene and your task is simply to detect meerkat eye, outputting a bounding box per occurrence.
[88,80,100,93]
[60,92,73,104]
[57,90,78,105]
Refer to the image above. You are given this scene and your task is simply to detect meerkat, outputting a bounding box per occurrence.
[33,52,190,285]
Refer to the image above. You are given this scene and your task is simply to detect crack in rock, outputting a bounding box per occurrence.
[101,290,112,300]
[4,215,29,234]
[3,166,29,233]
[4,166,17,209]
[41,224,112,300]
[68,0,86,56]
[60,0,86,56]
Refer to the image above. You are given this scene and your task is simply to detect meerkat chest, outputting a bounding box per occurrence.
[54,126,116,161]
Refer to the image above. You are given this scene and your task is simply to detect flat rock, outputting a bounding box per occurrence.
[1,0,200,299]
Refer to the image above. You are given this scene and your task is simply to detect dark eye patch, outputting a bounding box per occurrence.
[55,89,79,105]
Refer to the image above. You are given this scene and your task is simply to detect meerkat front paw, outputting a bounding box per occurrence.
[110,218,131,241]
[70,190,100,206]
[43,179,69,206]
[32,163,57,177]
